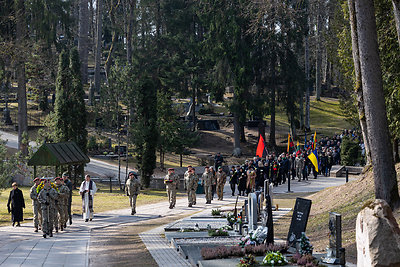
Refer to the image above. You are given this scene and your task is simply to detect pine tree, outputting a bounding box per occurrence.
[69,48,88,152]
[53,49,87,153]
[54,50,72,142]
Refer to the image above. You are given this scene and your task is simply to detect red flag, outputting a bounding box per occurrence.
[256,135,268,158]
[287,134,295,153]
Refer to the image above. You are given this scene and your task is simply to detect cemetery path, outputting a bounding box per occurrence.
[0,184,247,267]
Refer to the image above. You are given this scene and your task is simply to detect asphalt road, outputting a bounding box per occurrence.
[0,130,135,178]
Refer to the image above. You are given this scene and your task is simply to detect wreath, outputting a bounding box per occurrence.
[36,181,59,193]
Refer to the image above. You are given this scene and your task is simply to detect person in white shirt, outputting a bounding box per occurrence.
[79,175,97,222]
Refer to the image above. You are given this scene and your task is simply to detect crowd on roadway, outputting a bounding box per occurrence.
[162,130,364,209]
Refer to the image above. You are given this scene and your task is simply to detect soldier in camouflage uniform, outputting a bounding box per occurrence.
[30,178,41,232]
[54,177,70,231]
[164,168,179,209]
[216,166,227,200]
[184,167,198,207]
[201,166,213,204]
[295,154,305,181]
[62,172,73,225]
[38,179,58,238]
[125,171,141,215]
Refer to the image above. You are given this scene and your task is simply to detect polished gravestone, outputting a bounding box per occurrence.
[287,197,312,247]
[322,212,343,264]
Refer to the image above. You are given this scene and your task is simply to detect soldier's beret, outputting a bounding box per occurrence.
[218,166,222,170]
[168,168,174,171]
[54,177,61,181]
[187,165,192,168]
[33,177,39,182]
[205,166,209,168]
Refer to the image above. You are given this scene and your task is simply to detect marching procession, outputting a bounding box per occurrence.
[27,172,96,238]
[4,129,359,238]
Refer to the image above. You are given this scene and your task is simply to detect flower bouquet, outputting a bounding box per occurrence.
[208,227,229,237]
[238,254,257,267]
[262,251,288,266]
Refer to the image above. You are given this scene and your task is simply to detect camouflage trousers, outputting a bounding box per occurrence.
[187,189,196,205]
[129,194,138,212]
[217,184,224,200]
[204,185,212,202]
[41,205,55,234]
[64,200,71,223]
[32,202,41,229]
[166,185,176,207]
[55,204,67,228]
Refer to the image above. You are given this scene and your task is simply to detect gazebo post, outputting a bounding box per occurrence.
[55,165,58,177]
[34,166,37,179]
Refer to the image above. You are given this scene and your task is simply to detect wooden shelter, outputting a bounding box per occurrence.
[28,142,90,179]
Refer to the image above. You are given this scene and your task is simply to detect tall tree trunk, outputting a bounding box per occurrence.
[299,91,304,130]
[94,0,103,93]
[304,33,311,131]
[15,0,28,156]
[393,0,400,46]
[104,0,121,78]
[355,0,400,209]
[348,0,371,166]
[315,3,323,101]
[393,139,400,163]
[78,0,89,84]
[240,122,246,143]
[192,85,196,132]
[89,0,95,40]
[233,112,242,157]
[126,0,136,64]
[269,51,276,149]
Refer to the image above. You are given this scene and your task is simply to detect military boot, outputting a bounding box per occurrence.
[55,227,58,233]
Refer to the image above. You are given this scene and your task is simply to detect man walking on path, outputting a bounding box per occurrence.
[125,171,141,215]
[63,172,73,225]
[216,166,227,200]
[30,178,41,232]
[79,175,97,222]
[38,178,58,238]
[202,166,213,204]
[164,168,179,209]
[54,177,70,231]
[184,167,198,207]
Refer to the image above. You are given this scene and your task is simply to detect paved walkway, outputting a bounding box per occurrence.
[0,175,356,266]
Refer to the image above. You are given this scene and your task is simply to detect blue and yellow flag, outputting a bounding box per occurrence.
[308,149,319,172]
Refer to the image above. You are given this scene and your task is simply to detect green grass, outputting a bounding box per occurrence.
[266,97,354,140]
[0,186,182,227]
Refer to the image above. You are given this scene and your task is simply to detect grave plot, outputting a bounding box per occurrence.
[164,218,229,231]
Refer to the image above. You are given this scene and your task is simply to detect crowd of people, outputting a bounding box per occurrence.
[6,173,100,238]
[5,130,362,234]
[162,130,364,209]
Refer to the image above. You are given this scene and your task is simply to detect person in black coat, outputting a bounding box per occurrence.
[7,182,25,227]
[237,168,247,196]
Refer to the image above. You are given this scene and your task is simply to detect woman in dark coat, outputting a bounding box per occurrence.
[238,168,247,196]
[7,182,25,227]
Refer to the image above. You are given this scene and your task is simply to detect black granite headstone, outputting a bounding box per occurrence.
[287,197,312,246]
[265,195,274,244]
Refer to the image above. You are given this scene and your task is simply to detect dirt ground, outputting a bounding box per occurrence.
[89,213,194,267]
